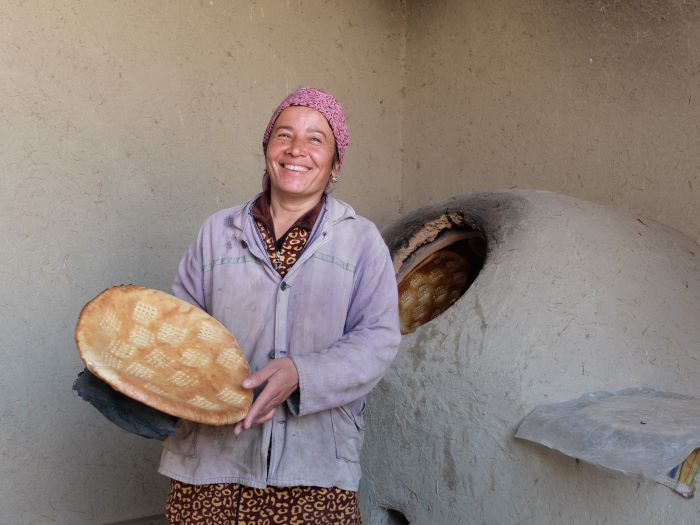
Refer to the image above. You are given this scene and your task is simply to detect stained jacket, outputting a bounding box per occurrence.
[158,195,401,491]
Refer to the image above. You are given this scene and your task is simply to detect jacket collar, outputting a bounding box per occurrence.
[226,193,356,234]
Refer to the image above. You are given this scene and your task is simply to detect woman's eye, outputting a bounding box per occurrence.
[310,136,322,143]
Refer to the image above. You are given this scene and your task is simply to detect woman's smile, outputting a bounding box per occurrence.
[281,163,310,172]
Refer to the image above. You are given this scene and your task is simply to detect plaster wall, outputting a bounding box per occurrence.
[402,0,700,244]
[0,1,404,523]
[3,0,700,523]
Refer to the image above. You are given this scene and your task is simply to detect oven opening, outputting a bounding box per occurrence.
[395,220,486,335]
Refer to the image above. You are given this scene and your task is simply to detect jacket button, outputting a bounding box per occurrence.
[280,282,288,291]
[268,350,276,359]
[240,240,248,249]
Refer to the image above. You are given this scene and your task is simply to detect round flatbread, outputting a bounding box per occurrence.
[75,285,252,425]
[398,250,470,334]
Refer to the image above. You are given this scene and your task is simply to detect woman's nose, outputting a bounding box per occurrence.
[286,136,306,156]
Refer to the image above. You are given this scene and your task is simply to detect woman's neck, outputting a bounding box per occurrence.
[269,189,323,239]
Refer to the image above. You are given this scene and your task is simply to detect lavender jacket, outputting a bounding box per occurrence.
[158,195,400,490]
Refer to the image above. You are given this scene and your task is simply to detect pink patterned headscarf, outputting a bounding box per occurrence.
[262,87,349,168]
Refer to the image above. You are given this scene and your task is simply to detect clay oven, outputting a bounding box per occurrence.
[362,190,700,524]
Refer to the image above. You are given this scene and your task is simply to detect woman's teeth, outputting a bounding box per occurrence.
[284,164,309,172]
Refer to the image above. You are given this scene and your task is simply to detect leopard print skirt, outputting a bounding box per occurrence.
[165,479,361,524]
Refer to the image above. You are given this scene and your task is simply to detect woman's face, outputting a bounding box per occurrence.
[265,106,339,202]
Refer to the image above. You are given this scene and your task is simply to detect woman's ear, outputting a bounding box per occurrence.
[331,159,340,180]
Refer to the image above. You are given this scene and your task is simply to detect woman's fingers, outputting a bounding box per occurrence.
[233,408,275,436]
[253,408,276,425]
[239,358,299,431]
[242,365,276,390]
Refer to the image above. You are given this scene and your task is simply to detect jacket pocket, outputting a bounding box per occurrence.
[163,420,199,458]
[330,400,366,463]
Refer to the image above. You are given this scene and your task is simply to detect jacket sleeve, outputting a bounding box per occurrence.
[289,234,401,416]
[172,235,208,313]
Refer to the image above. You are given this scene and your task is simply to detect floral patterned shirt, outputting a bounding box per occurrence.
[251,190,325,276]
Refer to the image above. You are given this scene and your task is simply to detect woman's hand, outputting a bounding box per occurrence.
[234,357,299,435]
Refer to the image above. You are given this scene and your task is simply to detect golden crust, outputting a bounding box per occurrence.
[75,285,252,425]
[398,251,470,335]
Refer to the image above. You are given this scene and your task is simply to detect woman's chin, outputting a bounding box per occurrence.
[272,182,323,200]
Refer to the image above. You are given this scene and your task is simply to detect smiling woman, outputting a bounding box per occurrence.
[265,106,340,227]
[159,88,401,525]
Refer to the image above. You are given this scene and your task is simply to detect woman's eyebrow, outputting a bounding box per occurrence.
[307,127,329,137]
[274,124,329,138]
